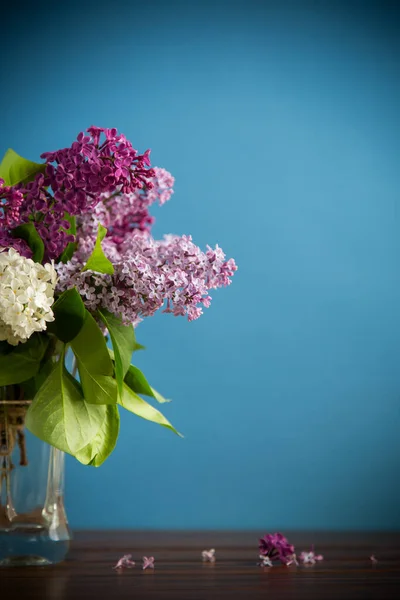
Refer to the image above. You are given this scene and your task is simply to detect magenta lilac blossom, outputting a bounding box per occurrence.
[78,167,175,246]
[0,127,155,260]
[258,533,295,564]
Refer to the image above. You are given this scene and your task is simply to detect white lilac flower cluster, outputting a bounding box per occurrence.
[0,248,57,345]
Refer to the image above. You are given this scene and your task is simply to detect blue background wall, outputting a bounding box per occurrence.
[1,0,399,530]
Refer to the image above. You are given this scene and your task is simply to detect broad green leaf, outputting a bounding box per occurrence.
[0,353,41,386]
[98,309,135,398]
[58,214,77,263]
[75,404,120,466]
[71,310,113,374]
[11,223,44,263]
[75,367,117,405]
[47,287,86,342]
[25,356,106,455]
[70,310,117,405]
[21,357,55,399]
[0,334,49,386]
[119,383,182,437]
[0,341,10,355]
[124,364,171,403]
[0,148,46,186]
[17,333,49,361]
[81,223,114,275]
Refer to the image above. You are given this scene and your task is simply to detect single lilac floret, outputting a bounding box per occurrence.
[142,556,155,570]
[201,548,216,562]
[299,547,323,565]
[112,554,136,569]
[257,554,273,567]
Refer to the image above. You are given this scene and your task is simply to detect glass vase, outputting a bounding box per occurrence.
[0,394,71,566]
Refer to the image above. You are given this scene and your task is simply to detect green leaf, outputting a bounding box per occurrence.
[0,148,46,186]
[98,309,136,398]
[81,223,114,275]
[119,383,182,437]
[47,287,86,342]
[21,357,55,399]
[0,334,49,386]
[11,223,44,263]
[0,341,11,355]
[0,353,41,386]
[124,364,171,403]
[58,214,77,263]
[25,354,106,455]
[150,387,171,404]
[75,404,120,466]
[70,310,117,405]
[134,342,146,352]
[77,369,118,405]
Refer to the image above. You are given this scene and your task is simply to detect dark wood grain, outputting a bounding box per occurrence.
[1,531,400,599]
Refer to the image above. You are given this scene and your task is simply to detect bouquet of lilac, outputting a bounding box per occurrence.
[0,127,236,465]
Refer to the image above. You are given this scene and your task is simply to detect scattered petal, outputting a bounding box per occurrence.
[299,549,324,565]
[285,553,299,566]
[258,554,273,567]
[202,548,216,562]
[112,554,136,570]
[370,555,378,565]
[142,556,155,570]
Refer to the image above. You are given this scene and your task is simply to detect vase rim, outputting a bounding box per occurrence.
[0,400,32,405]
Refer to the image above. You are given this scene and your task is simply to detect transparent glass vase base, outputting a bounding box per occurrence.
[0,528,70,566]
[0,399,72,567]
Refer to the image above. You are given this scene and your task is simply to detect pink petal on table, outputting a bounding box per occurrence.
[202,549,216,562]
[142,556,155,570]
[112,554,136,570]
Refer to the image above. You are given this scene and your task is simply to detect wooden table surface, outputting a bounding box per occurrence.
[1,531,400,599]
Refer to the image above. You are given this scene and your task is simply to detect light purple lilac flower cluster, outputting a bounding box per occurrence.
[56,231,237,325]
[0,127,155,260]
[79,167,174,246]
[55,155,236,324]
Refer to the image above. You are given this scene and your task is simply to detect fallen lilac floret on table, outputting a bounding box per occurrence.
[370,555,378,565]
[257,554,273,567]
[142,556,155,570]
[285,553,299,566]
[202,548,216,562]
[112,554,136,570]
[299,548,324,565]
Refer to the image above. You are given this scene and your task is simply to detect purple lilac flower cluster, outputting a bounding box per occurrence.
[0,180,30,255]
[56,232,237,325]
[0,127,155,260]
[55,159,236,324]
[259,533,295,565]
[79,167,174,246]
